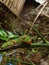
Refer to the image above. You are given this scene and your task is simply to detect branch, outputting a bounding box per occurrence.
[25,22,47,43]
[0,43,49,52]
[9,58,34,65]
[33,2,48,26]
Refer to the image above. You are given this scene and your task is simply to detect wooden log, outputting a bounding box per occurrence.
[0,0,25,16]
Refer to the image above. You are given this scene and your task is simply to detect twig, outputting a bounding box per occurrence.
[33,2,48,26]
[25,22,47,43]
[15,15,47,43]
[0,43,49,52]
[6,51,23,56]
[36,9,49,18]
[35,4,42,11]
[9,58,33,65]
[29,2,48,35]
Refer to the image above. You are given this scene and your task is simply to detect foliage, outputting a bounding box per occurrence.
[0,28,49,65]
[0,29,8,41]
[0,28,19,41]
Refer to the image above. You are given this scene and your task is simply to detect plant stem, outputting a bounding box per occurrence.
[26,22,47,43]
[0,43,49,52]
[9,58,35,65]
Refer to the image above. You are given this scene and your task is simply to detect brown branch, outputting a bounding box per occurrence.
[29,2,48,33]
[36,9,49,18]
[33,2,48,26]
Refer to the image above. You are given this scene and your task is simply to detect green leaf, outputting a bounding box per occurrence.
[24,35,31,42]
[0,29,8,41]
[0,36,8,41]
[14,38,20,43]
[1,41,14,49]
[7,31,18,39]
[0,29,7,37]
[32,49,38,53]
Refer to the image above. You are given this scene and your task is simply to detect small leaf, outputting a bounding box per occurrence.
[1,41,14,49]
[7,31,17,39]
[23,35,31,42]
